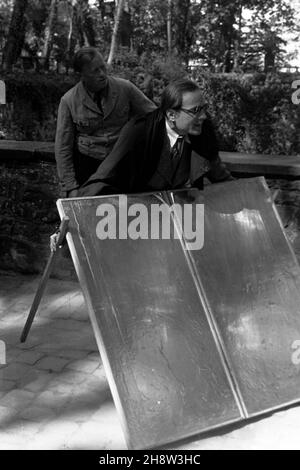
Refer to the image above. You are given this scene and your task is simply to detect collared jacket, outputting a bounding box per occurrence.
[79,109,233,197]
[55,76,156,193]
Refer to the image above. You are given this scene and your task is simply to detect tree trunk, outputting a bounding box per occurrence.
[264,48,276,72]
[175,0,191,65]
[67,1,74,53]
[74,0,96,47]
[120,0,131,48]
[107,0,125,66]
[75,1,86,47]
[221,8,236,73]
[82,0,96,46]
[2,0,29,71]
[66,0,76,73]
[167,0,172,57]
[233,2,242,72]
[43,0,57,70]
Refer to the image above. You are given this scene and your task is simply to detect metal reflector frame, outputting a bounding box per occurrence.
[57,177,300,449]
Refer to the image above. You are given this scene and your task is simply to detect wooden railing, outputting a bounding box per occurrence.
[1,139,300,178]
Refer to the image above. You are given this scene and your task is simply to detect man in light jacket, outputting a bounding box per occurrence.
[55,47,156,197]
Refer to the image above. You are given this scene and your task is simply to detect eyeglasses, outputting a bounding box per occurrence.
[180,104,208,117]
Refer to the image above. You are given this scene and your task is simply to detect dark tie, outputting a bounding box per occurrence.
[171,136,184,159]
[95,91,104,114]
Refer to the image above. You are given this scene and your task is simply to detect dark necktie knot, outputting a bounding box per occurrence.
[171,136,184,159]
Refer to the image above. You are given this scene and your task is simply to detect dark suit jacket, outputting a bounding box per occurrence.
[79,109,233,196]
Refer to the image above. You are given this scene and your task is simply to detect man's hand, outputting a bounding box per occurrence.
[67,189,79,198]
[50,233,59,252]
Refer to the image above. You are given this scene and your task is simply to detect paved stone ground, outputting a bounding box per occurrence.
[0,272,126,450]
[1,271,300,450]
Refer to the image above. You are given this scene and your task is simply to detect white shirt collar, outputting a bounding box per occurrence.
[165,119,182,148]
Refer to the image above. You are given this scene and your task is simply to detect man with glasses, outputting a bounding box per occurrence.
[78,78,233,196]
[55,47,156,198]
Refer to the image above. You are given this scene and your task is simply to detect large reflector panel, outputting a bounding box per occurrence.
[172,177,300,416]
[57,193,242,449]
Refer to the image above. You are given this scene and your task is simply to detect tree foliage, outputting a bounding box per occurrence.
[0,0,298,72]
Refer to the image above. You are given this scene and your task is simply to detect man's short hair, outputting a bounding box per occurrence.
[160,79,201,113]
[73,47,104,73]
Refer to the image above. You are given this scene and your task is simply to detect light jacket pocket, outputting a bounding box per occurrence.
[74,117,103,135]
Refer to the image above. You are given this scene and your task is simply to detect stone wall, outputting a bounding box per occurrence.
[0,154,300,280]
[0,157,75,279]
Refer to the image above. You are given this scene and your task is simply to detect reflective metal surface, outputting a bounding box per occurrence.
[57,193,242,449]
[57,177,300,449]
[172,177,300,416]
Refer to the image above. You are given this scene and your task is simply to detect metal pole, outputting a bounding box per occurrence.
[20,217,69,343]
